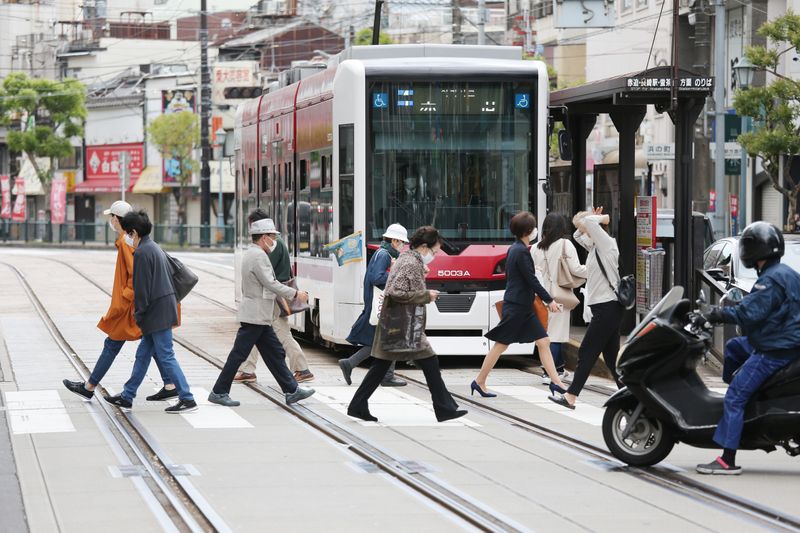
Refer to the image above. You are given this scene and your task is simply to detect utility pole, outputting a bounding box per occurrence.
[372,0,383,45]
[451,0,462,44]
[199,0,211,247]
[477,0,486,45]
[713,0,727,238]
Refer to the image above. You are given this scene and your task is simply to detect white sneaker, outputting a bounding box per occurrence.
[541,370,569,385]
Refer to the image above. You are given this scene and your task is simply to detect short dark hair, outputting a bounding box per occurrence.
[248,208,269,225]
[509,211,537,239]
[537,212,568,251]
[121,209,152,237]
[252,234,263,243]
[409,226,442,250]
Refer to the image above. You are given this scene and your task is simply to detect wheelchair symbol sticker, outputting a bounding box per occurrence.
[515,94,530,109]
[373,93,389,109]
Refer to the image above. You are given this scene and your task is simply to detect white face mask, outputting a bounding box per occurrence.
[109,220,117,232]
[267,240,277,253]
[123,234,135,247]
[529,228,538,241]
[422,251,435,265]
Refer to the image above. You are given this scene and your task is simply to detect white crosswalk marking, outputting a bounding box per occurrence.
[492,386,605,426]
[4,390,75,434]
[174,387,254,429]
[312,386,479,427]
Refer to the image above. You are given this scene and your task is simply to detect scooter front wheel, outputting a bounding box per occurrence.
[602,402,674,467]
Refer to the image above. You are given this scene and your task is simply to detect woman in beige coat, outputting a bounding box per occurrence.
[532,213,587,384]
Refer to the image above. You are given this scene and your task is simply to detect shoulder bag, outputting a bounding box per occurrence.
[164,253,198,302]
[557,240,587,289]
[594,249,636,310]
[494,297,549,330]
[541,242,580,311]
[368,287,385,326]
[277,278,311,317]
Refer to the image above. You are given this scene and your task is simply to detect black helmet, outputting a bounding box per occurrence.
[739,222,784,269]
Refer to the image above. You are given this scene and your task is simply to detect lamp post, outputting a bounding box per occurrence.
[734,57,756,233]
[214,128,227,241]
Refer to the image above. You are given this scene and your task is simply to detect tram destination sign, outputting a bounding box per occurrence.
[626,76,713,92]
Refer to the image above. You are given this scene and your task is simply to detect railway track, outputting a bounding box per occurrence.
[34,255,800,532]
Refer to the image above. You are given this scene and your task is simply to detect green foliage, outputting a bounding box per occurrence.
[147,111,200,187]
[354,28,394,46]
[734,11,800,230]
[0,72,86,187]
[523,54,558,88]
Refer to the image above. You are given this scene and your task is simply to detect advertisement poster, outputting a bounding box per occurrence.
[50,178,67,224]
[11,178,26,222]
[162,90,197,185]
[86,143,144,181]
[636,196,657,249]
[0,175,10,219]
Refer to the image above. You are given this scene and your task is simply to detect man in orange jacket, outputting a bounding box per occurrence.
[63,200,176,401]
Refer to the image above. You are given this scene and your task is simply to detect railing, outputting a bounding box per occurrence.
[0,221,234,248]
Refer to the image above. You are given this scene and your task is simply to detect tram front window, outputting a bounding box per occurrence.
[368,80,534,245]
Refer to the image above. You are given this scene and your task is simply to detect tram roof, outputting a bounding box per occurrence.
[335,44,524,63]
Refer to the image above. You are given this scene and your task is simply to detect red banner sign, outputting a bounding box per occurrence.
[0,175,10,219]
[50,178,67,224]
[86,143,144,181]
[730,194,739,218]
[11,178,25,222]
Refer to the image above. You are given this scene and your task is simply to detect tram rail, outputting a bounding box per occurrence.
[32,254,800,532]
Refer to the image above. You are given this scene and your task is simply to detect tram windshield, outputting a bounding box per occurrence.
[367,80,535,244]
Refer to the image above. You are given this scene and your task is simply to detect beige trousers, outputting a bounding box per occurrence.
[239,306,309,374]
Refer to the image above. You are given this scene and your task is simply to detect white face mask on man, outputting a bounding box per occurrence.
[109,220,117,232]
[123,233,135,247]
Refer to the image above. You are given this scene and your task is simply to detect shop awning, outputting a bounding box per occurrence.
[12,156,47,196]
[132,166,165,194]
[73,171,141,193]
[209,160,235,193]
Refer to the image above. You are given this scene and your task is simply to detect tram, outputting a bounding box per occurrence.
[234,45,550,355]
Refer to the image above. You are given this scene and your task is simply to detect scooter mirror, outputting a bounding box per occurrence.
[696,290,707,306]
[723,287,744,304]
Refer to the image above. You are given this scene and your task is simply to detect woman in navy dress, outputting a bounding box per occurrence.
[471,212,567,397]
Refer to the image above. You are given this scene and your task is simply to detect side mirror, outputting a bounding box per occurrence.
[558,129,573,161]
[696,289,707,306]
[707,268,728,282]
[722,287,745,304]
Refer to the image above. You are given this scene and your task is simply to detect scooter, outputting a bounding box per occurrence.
[602,286,800,467]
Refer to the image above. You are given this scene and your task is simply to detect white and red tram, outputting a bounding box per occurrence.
[234,45,550,356]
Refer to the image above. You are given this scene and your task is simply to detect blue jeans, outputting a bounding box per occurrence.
[122,329,193,402]
[88,337,173,388]
[713,352,795,450]
[551,342,564,371]
[723,336,754,384]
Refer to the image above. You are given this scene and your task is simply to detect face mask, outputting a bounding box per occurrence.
[124,234,135,247]
[422,251,435,265]
[267,239,277,253]
[529,228,538,241]
[109,220,116,232]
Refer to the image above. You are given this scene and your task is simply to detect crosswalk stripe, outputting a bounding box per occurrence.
[3,390,75,434]
[173,387,254,429]
[311,386,479,427]
[491,386,605,426]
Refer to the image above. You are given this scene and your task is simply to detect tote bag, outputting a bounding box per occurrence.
[368,287,385,326]
[542,242,580,311]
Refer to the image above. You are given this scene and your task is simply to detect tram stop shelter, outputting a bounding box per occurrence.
[549,66,713,326]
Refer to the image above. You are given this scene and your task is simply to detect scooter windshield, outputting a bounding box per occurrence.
[626,286,685,342]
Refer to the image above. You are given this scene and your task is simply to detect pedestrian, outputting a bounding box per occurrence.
[471,212,564,397]
[549,207,623,410]
[339,223,409,388]
[347,226,467,423]
[234,209,314,384]
[698,222,800,475]
[103,210,197,413]
[532,212,587,384]
[208,218,315,407]
[63,201,177,402]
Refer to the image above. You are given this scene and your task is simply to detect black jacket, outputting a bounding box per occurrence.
[503,239,553,306]
[132,236,178,335]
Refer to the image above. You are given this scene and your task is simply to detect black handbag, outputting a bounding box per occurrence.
[164,253,198,302]
[378,297,425,353]
[594,249,636,310]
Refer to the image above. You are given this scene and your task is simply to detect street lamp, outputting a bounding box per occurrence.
[733,57,757,233]
[214,127,227,239]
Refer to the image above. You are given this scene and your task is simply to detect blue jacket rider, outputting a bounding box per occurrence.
[697,222,800,475]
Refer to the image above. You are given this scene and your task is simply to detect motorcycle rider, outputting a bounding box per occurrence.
[698,222,800,475]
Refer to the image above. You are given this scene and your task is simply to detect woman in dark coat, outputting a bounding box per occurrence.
[471,211,566,397]
[339,223,409,387]
[347,226,467,423]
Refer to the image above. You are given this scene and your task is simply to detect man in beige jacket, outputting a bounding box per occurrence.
[208,219,315,406]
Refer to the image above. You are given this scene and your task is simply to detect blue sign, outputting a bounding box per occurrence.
[324,231,363,266]
[514,93,530,109]
[372,92,389,109]
[397,89,414,96]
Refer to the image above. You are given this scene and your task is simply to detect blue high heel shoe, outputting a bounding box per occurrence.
[470,380,497,398]
[549,382,567,395]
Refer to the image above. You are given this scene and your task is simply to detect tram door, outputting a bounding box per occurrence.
[75,195,95,241]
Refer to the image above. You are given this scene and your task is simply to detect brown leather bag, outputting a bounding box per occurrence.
[494,297,549,330]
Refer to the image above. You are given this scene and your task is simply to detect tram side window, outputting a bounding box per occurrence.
[248,168,253,195]
[261,166,268,194]
[300,159,308,191]
[339,124,355,237]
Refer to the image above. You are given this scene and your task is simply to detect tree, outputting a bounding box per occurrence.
[354,28,394,45]
[147,111,199,236]
[0,73,86,218]
[734,11,800,231]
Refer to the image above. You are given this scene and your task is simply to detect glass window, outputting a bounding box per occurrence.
[703,242,725,270]
[300,159,309,190]
[261,165,268,194]
[338,124,355,238]
[247,168,253,195]
[368,81,533,242]
[622,0,633,11]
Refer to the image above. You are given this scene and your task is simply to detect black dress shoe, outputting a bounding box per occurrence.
[103,393,132,410]
[347,407,378,422]
[146,387,179,401]
[437,410,468,423]
[548,393,575,410]
[380,377,407,387]
[63,379,94,400]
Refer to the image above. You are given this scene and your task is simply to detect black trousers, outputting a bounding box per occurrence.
[213,322,297,395]
[348,356,459,419]
[568,301,624,396]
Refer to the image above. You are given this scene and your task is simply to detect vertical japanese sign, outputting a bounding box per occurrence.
[0,175,10,219]
[50,178,67,224]
[11,178,26,221]
[709,190,717,212]
[636,196,658,314]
